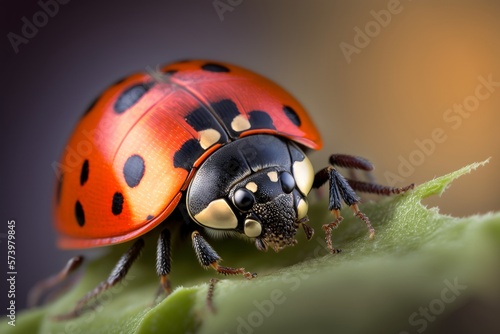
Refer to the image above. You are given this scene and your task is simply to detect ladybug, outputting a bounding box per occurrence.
[43,60,413,318]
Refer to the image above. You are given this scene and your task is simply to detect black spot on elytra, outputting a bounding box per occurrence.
[173,139,204,171]
[112,192,124,215]
[114,82,155,114]
[56,173,64,204]
[146,215,154,220]
[80,160,89,186]
[283,105,301,127]
[75,201,85,227]
[211,99,241,131]
[248,110,276,130]
[185,106,221,132]
[123,155,145,188]
[184,106,228,145]
[201,63,230,73]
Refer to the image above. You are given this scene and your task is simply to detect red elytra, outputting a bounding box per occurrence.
[54,60,322,249]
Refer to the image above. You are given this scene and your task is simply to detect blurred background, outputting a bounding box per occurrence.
[1,0,499,315]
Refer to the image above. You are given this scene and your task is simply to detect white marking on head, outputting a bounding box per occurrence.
[293,157,314,195]
[194,199,237,229]
[245,182,258,193]
[267,171,278,182]
[297,198,309,219]
[231,114,251,132]
[244,219,262,237]
[199,129,221,149]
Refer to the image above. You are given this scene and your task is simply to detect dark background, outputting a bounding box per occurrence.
[1,0,499,315]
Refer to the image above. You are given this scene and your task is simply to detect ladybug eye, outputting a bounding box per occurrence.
[233,188,255,212]
[280,172,295,194]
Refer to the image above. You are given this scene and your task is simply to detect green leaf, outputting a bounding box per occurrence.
[2,159,499,334]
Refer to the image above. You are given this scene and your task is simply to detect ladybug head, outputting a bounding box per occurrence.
[228,168,311,252]
[186,135,315,252]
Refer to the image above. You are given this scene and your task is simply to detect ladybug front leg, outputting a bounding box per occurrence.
[313,166,373,254]
[53,238,144,320]
[191,231,256,279]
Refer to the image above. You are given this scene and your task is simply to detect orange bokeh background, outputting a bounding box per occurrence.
[250,0,500,216]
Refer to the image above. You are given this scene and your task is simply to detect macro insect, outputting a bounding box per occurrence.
[39,60,413,318]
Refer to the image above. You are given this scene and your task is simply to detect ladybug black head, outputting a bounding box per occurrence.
[186,135,314,252]
[228,169,309,251]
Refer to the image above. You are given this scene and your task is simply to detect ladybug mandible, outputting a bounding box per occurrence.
[44,60,413,318]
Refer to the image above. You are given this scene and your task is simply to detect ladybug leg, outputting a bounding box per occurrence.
[329,154,415,194]
[53,238,144,320]
[345,179,415,196]
[313,166,372,253]
[329,153,375,183]
[191,231,257,279]
[314,155,414,253]
[322,209,343,254]
[28,256,84,307]
[329,154,374,171]
[155,229,172,300]
[206,278,219,313]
